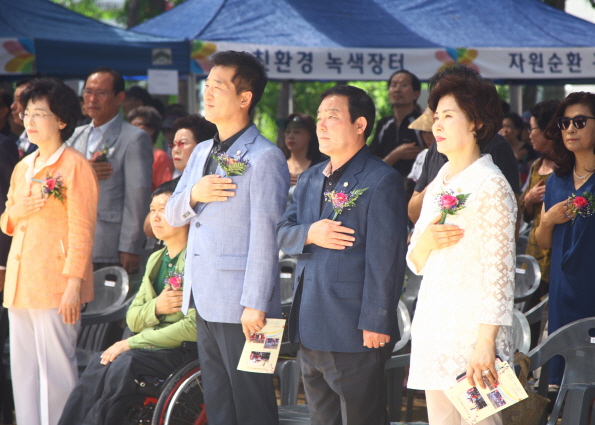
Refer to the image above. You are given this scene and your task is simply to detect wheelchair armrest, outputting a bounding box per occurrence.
[181,341,198,350]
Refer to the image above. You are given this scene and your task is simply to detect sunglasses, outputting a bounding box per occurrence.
[556,115,595,130]
[168,141,188,149]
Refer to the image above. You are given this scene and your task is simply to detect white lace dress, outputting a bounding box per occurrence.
[406,155,517,390]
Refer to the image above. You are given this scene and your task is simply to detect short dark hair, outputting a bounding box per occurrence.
[152,179,178,198]
[503,112,524,138]
[428,63,481,93]
[15,77,35,89]
[280,113,321,160]
[173,114,217,144]
[544,92,595,177]
[87,67,125,94]
[19,78,81,142]
[127,106,162,143]
[530,99,561,131]
[387,70,421,92]
[319,85,376,140]
[210,51,268,114]
[428,72,503,149]
[126,86,152,104]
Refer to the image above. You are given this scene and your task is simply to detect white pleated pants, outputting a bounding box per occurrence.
[9,308,80,425]
[426,390,503,425]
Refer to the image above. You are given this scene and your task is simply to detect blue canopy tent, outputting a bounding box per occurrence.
[0,0,189,78]
[133,0,595,82]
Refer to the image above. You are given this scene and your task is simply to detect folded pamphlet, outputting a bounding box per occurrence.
[237,318,286,374]
[445,358,528,424]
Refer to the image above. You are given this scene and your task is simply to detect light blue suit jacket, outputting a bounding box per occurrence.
[166,124,289,324]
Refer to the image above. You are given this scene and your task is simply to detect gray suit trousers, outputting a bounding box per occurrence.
[300,343,393,425]
[195,312,279,425]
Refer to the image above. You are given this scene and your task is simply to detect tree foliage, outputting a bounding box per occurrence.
[52,0,186,28]
[254,80,395,144]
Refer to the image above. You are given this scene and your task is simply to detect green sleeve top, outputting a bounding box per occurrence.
[126,246,197,350]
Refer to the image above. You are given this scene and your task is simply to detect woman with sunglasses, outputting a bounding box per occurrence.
[143,114,216,239]
[536,92,595,387]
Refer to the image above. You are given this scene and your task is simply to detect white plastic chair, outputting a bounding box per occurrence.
[393,300,411,353]
[512,309,531,354]
[514,254,541,312]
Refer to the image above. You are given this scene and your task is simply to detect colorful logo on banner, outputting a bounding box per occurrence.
[2,39,34,74]
[191,40,217,74]
[435,48,479,72]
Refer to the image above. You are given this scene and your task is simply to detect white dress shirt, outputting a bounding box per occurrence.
[86,114,119,159]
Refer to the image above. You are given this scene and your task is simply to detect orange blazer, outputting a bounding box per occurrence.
[1,146,98,309]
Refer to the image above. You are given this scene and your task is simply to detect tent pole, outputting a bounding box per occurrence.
[188,73,197,114]
[509,84,522,114]
[276,80,293,144]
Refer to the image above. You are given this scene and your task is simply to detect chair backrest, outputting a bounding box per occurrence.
[516,234,529,255]
[514,254,541,311]
[84,266,129,315]
[402,266,422,319]
[524,295,548,327]
[512,309,531,354]
[393,300,411,353]
[529,317,595,385]
[279,257,297,305]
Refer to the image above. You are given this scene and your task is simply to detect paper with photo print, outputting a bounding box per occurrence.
[445,358,528,425]
[237,319,285,374]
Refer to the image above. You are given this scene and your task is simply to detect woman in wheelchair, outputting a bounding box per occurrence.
[59,180,196,425]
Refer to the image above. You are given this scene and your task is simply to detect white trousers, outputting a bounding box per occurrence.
[9,308,80,425]
[426,390,503,425]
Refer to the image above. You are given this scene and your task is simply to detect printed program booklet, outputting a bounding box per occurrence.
[237,318,286,374]
[445,358,528,425]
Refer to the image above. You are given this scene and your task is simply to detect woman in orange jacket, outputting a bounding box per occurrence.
[0,78,98,425]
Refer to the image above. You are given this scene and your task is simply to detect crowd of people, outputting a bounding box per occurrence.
[0,51,593,425]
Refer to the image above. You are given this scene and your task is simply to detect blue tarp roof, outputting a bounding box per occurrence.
[134,0,595,48]
[0,0,189,77]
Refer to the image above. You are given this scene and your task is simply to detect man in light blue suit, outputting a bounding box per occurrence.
[165,51,289,425]
[277,85,408,425]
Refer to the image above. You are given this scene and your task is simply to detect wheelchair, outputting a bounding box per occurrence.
[106,346,207,425]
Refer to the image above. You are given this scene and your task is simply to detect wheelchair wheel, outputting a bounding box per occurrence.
[106,394,156,425]
[151,358,207,425]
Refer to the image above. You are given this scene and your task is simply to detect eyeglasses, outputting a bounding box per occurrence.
[19,111,55,121]
[556,115,595,130]
[82,89,111,99]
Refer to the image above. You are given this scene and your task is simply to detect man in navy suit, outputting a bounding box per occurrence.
[277,85,408,425]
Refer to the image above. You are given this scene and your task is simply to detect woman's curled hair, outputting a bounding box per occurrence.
[428,72,503,149]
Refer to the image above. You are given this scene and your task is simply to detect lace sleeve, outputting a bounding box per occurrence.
[475,174,517,326]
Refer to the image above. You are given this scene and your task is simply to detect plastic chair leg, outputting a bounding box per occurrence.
[276,358,301,406]
[560,385,595,425]
[386,367,404,422]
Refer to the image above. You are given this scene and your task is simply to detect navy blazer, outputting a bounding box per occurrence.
[277,146,408,353]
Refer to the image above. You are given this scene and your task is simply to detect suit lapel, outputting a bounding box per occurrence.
[101,115,123,151]
[68,125,91,154]
[309,168,326,221]
[195,140,215,176]
[226,125,259,166]
[320,147,371,220]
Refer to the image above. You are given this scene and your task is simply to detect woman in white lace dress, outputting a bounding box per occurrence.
[406,71,517,424]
